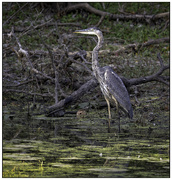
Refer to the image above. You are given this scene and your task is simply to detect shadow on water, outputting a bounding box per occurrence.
[3,108,169,178]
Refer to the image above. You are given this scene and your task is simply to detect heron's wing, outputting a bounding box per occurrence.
[102,66,133,119]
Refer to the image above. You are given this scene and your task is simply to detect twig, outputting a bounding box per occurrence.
[161,20,169,32]
[156,53,169,76]
[3,3,29,26]
[114,37,169,55]
[3,89,53,97]
[123,53,169,87]
[3,23,81,34]
[20,19,53,37]
[69,58,92,75]
[40,37,59,103]
[10,28,55,82]
[40,33,68,102]
[96,15,105,27]
[3,79,35,87]
[157,53,164,67]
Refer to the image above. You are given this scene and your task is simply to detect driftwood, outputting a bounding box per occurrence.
[46,78,98,116]
[45,53,169,116]
[63,3,169,24]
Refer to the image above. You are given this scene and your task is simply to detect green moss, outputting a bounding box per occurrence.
[3,137,169,177]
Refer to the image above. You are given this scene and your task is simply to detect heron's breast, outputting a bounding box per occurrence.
[100,81,111,98]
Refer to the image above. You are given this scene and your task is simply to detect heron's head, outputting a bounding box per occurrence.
[74,27,101,36]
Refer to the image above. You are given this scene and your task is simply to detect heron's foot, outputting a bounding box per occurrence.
[108,126,111,133]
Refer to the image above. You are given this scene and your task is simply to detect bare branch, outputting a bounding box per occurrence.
[3,89,53,97]
[11,30,55,82]
[123,54,169,87]
[63,3,169,23]
[3,79,35,87]
[3,3,29,26]
[3,22,81,34]
[96,15,105,27]
[114,37,169,55]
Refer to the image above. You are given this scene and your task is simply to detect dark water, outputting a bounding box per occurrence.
[3,110,170,178]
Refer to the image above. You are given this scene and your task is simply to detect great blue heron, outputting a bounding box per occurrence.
[74,27,133,133]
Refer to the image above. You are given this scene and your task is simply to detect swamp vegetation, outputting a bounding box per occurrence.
[2,2,169,178]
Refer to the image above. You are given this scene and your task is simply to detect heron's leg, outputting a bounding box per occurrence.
[112,96,120,133]
[105,97,111,133]
[117,108,120,133]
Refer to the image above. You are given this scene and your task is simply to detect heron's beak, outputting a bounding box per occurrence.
[74,29,93,35]
[74,29,87,34]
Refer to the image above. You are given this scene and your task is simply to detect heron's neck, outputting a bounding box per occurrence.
[92,32,103,76]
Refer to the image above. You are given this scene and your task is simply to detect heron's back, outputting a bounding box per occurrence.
[97,66,133,119]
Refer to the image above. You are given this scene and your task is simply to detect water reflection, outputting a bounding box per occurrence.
[3,113,170,178]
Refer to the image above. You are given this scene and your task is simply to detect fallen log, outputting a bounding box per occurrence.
[45,78,98,116]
